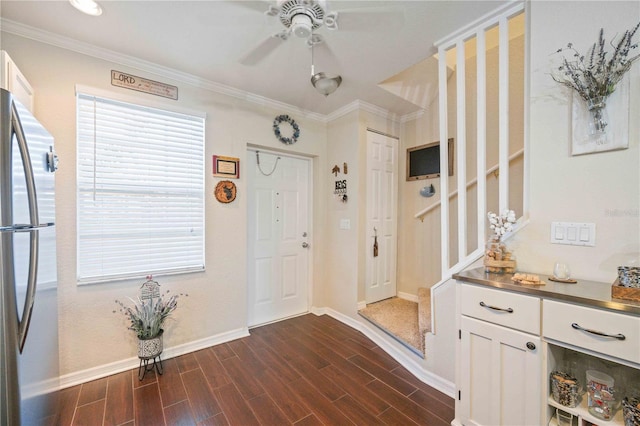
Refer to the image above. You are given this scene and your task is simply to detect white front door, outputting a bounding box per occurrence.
[365,131,398,303]
[247,149,311,327]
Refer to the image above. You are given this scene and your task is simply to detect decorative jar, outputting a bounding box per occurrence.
[484,235,516,274]
[587,369,616,421]
[623,395,640,426]
[551,371,580,408]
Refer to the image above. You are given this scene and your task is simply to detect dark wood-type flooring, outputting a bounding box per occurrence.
[58,313,454,425]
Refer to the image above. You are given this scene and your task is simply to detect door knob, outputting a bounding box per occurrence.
[302,242,309,248]
[526,342,536,351]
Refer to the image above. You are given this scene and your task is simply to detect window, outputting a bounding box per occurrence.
[77,91,205,283]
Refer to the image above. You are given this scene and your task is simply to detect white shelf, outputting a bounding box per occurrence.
[548,394,624,426]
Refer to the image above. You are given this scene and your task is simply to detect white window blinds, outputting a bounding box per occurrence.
[77,92,205,283]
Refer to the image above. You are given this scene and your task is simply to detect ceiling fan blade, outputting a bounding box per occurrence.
[239,32,287,66]
[329,8,405,32]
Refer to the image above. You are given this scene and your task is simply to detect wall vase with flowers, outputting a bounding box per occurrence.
[552,22,639,155]
[484,210,517,274]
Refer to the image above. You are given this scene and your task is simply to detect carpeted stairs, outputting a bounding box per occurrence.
[358,287,431,358]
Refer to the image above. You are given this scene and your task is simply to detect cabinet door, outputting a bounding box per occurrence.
[460,316,541,426]
[1,51,34,112]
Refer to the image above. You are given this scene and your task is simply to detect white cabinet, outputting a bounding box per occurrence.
[457,284,542,426]
[543,300,640,426]
[543,299,640,365]
[454,273,640,426]
[461,283,541,334]
[1,50,34,112]
[459,316,542,425]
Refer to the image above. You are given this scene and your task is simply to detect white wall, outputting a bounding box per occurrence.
[322,111,359,316]
[0,33,329,379]
[513,1,640,282]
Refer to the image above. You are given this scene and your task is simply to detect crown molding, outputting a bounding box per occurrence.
[0,18,328,122]
[400,109,426,123]
[326,99,402,123]
[1,18,407,125]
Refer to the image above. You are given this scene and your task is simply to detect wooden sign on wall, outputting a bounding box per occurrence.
[111,70,178,100]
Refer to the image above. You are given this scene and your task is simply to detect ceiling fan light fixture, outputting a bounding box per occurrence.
[69,0,102,16]
[311,72,342,96]
[291,14,313,38]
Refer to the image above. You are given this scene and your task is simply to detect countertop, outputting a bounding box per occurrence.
[453,267,640,316]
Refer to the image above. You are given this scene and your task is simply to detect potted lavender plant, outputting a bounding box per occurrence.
[114,276,185,360]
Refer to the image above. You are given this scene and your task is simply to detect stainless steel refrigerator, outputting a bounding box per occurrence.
[1,88,60,425]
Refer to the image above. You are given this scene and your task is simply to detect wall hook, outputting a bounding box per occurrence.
[420,184,436,197]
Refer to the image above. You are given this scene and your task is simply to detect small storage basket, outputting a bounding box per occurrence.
[623,396,640,426]
[551,371,580,408]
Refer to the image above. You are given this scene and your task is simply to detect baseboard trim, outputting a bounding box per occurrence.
[356,300,367,310]
[321,307,455,398]
[397,292,419,303]
[58,327,249,390]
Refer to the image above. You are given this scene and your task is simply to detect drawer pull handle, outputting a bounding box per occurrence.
[479,301,513,313]
[571,323,626,341]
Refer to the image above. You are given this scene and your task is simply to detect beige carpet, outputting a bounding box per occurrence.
[359,297,425,357]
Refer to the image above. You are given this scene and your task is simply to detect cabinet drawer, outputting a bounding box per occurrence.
[543,299,640,364]
[460,284,540,334]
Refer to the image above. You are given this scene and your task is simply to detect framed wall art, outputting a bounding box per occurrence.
[212,155,240,179]
[214,180,237,203]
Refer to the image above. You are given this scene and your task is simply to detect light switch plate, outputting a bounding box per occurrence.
[551,222,596,246]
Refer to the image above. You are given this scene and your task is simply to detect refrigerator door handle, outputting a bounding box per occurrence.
[0,222,55,232]
[0,223,55,232]
[11,100,40,353]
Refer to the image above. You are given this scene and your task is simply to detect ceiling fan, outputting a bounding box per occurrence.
[266,0,338,40]
[239,0,402,95]
[239,0,339,66]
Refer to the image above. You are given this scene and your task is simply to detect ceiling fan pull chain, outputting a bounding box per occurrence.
[256,151,280,177]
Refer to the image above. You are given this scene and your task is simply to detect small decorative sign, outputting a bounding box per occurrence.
[140,276,160,300]
[111,70,178,100]
[215,180,237,203]
[334,179,347,202]
[212,155,240,179]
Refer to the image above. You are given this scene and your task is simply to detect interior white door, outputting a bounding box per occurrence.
[247,150,311,327]
[365,131,398,303]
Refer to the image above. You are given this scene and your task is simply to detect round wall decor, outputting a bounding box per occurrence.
[273,114,300,145]
[214,180,237,203]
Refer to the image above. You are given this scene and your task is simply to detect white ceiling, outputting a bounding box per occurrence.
[0,0,508,117]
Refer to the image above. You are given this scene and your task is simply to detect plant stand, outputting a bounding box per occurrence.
[137,329,164,381]
[138,354,163,381]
